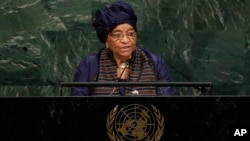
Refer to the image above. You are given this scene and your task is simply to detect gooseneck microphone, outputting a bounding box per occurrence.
[118,59,131,81]
[109,59,131,96]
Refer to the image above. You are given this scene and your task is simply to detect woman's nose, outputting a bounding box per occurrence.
[120,34,129,43]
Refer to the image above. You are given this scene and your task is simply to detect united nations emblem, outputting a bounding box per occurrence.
[106,104,164,141]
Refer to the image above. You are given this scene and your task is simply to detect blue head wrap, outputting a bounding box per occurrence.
[93,1,137,43]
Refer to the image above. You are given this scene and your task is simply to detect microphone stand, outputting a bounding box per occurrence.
[109,60,130,96]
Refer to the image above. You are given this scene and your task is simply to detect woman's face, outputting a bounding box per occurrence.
[106,23,137,60]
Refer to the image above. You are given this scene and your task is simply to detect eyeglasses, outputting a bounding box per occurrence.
[109,31,136,40]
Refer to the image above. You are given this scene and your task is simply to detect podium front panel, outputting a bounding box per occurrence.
[0,97,249,141]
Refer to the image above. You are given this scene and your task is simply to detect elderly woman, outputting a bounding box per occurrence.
[71,1,178,96]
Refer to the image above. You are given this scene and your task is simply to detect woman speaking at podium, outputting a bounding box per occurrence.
[71,0,178,96]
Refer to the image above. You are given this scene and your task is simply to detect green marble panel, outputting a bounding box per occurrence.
[0,0,249,96]
[0,32,42,85]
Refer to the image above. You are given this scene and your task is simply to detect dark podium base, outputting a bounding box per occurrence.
[0,96,249,141]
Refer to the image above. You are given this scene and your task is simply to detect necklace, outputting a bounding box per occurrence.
[117,65,126,69]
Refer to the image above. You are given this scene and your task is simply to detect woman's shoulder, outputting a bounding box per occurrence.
[140,48,165,63]
[83,53,99,61]
[81,48,104,62]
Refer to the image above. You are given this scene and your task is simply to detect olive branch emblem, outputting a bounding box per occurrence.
[106,104,165,141]
[151,105,165,141]
[106,105,119,141]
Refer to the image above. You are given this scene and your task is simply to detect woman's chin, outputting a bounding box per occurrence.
[119,52,132,58]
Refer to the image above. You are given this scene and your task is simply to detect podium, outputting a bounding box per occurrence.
[0,96,249,141]
[60,81,214,96]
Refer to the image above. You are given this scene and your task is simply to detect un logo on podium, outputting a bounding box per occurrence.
[107,104,164,141]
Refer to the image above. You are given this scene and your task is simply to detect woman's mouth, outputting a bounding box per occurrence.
[120,46,131,52]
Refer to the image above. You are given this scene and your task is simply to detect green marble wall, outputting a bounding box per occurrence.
[0,0,249,96]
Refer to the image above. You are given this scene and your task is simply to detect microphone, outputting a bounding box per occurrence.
[109,59,131,96]
[118,59,131,81]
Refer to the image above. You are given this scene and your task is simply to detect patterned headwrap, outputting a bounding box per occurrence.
[93,0,137,43]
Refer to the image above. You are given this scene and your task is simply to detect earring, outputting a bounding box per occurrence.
[106,42,109,48]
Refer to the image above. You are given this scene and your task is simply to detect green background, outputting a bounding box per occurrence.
[0,0,249,96]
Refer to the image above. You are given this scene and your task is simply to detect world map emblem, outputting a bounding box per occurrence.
[106,104,164,141]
